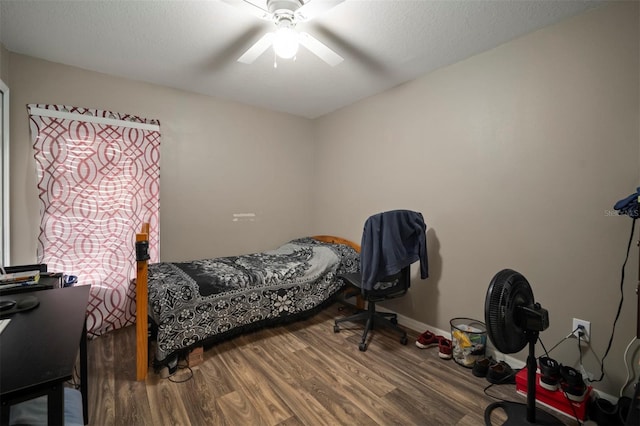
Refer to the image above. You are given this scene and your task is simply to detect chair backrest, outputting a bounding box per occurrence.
[360,209,428,292]
[363,265,411,302]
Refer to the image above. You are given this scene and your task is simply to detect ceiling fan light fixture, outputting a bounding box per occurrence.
[227,0,344,66]
[273,26,299,59]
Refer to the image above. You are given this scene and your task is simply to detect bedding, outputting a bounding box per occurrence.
[146,237,360,366]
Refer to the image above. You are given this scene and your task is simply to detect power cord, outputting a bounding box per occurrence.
[578,334,584,370]
[482,366,523,406]
[538,325,582,357]
[66,363,81,390]
[167,359,194,383]
[575,331,603,382]
[482,380,522,405]
[168,367,193,383]
[590,217,636,383]
[620,336,639,397]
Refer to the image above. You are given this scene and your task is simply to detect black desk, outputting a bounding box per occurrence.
[0,285,90,425]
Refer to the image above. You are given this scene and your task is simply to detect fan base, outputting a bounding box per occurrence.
[484,401,564,425]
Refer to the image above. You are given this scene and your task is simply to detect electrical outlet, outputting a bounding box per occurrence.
[572,318,591,343]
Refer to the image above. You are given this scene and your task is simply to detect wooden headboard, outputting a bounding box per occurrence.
[312,235,360,252]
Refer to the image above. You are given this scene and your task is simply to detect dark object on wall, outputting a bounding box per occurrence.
[614,187,640,219]
[135,240,150,261]
[483,269,562,425]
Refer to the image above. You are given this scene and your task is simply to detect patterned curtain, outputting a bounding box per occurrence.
[28,104,160,337]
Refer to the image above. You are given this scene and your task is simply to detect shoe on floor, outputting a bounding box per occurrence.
[538,357,561,391]
[438,337,453,359]
[416,330,439,349]
[486,361,516,384]
[560,366,587,402]
[472,357,495,378]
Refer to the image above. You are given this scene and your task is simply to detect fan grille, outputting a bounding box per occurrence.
[484,269,535,354]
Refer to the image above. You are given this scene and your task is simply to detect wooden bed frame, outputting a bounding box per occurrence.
[134,224,360,381]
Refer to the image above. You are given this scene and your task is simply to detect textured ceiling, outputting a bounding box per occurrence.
[0,0,604,118]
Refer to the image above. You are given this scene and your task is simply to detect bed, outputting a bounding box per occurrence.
[134,224,361,380]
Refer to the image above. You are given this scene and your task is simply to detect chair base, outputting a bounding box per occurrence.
[334,301,408,351]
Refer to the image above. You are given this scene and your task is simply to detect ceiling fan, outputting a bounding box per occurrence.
[222,0,345,66]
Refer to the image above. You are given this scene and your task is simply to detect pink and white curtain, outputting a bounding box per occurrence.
[28,104,160,337]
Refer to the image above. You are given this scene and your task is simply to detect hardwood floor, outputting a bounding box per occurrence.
[87,303,578,425]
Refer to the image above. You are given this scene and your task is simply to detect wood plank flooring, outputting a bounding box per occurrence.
[87,303,579,425]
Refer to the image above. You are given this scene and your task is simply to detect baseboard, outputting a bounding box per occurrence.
[357,301,619,404]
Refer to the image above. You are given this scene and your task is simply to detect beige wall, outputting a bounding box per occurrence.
[8,54,315,263]
[0,43,9,84]
[313,1,639,397]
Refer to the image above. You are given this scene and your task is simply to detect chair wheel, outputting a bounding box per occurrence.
[359,342,367,351]
[390,317,398,325]
[333,325,340,333]
[400,335,408,345]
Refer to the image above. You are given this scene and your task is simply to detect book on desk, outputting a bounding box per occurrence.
[0,264,63,295]
[1,269,41,285]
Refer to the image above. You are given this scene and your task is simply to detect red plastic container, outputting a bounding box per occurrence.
[515,368,592,421]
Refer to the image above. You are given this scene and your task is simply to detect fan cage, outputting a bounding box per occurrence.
[485,269,534,354]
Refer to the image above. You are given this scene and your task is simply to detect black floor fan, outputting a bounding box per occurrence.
[483,269,564,425]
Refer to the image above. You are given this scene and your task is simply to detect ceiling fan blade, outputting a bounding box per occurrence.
[295,0,345,22]
[221,0,272,21]
[298,32,343,66]
[313,22,390,75]
[203,24,264,72]
[295,0,344,22]
[238,32,274,64]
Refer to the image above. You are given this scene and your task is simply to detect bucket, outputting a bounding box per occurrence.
[450,317,487,368]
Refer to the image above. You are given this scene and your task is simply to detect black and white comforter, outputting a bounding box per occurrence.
[148,237,359,364]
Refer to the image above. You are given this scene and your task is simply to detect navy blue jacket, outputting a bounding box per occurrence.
[360,210,428,290]
[614,187,639,219]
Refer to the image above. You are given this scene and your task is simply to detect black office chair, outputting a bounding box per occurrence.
[334,266,411,351]
[333,209,428,351]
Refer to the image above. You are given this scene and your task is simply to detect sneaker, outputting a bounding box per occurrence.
[588,397,617,425]
[560,366,587,401]
[416,330,439,349]
[438,337,453,359]
[486,361,516,384]
[472,356,495,378]
[538,357,561,391]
